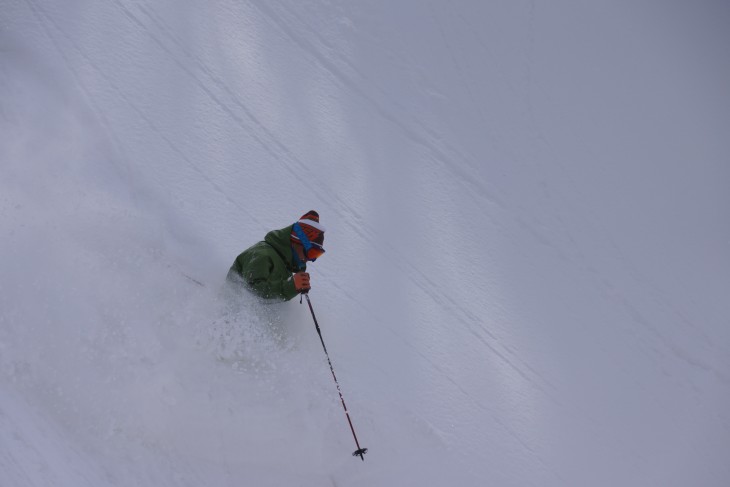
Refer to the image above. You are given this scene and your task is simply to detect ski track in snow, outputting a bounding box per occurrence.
[55,0,567,417]
[3,0,730,485]
[21,0,233,218]
[17,0,548,478]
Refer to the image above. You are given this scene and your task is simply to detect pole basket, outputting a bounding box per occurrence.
[353,448,368,461]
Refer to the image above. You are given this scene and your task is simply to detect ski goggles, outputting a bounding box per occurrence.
[305,241,326,261]
[293,223,326,261]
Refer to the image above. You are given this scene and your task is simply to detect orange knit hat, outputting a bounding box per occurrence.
[290,210,325,247]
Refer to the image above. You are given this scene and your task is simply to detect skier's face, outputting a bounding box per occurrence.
[294,243,307,262]
[294,241,324,262]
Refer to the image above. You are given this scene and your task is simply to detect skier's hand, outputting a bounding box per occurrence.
[293,272,311,293]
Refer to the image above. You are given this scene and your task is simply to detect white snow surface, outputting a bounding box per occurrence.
[2,1,729,485]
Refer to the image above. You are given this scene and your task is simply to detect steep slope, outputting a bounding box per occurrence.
[2,1,729,486]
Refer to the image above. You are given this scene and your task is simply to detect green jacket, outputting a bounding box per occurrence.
[227,225,306,301]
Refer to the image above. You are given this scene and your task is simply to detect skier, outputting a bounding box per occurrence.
[226,211,325,301]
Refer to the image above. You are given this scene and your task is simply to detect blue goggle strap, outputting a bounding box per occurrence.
[292,223,313,254]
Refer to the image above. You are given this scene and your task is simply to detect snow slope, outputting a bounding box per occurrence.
[2,1,729,485]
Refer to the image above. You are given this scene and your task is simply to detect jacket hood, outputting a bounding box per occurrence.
[264,224,305,272]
